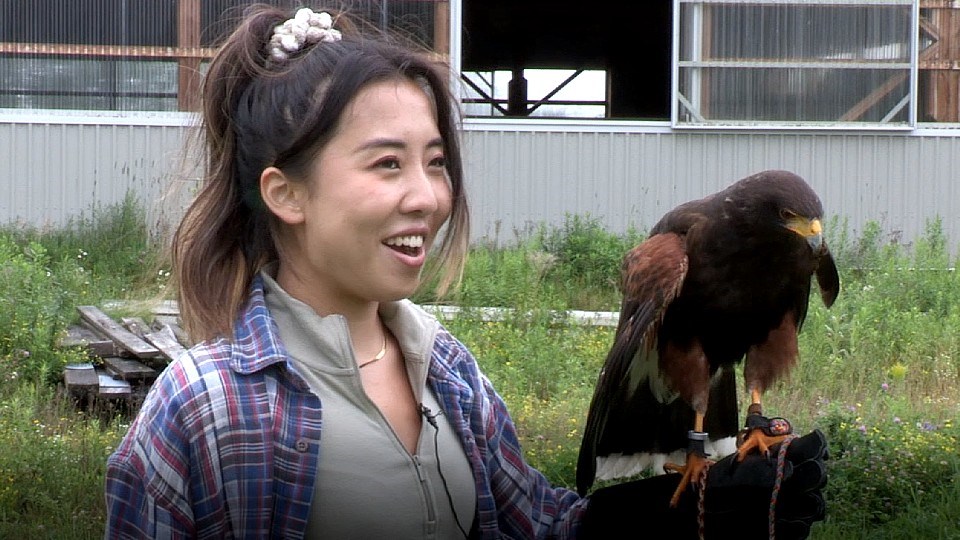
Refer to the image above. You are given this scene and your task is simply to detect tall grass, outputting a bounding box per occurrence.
[0,203,957,538]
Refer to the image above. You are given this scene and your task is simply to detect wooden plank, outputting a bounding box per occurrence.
[63,363,99,397]
[59,324,118,357]
[143,325,188,361]
[433,1,450,57]
[96,369,132,397]
[152,316,192,349]
[151,301,180,317]
[76,305,160,359]
[121,317,151,339]
[102,357,158,382]
[922,0,960,8]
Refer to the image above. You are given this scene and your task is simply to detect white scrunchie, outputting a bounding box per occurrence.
[268,8,342,62]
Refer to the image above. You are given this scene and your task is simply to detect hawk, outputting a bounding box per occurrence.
[576,170,840,505]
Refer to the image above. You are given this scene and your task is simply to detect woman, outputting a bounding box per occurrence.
[104,5,827,539]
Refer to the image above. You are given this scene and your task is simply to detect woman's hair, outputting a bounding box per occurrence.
[171,4,469,342]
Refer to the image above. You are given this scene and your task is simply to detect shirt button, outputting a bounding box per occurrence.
[295,439,309,452]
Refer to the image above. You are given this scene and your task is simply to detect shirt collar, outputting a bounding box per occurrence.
[229,274,290,375]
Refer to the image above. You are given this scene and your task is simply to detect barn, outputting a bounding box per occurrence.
[1,0,959,249]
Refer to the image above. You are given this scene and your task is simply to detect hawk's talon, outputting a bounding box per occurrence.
[664,431,713,507]
[736,414,793,460]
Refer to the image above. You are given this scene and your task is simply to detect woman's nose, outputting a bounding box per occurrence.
[402,166,445,214]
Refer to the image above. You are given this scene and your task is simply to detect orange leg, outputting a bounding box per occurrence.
[664,413,713,507]
[736,389,787,461]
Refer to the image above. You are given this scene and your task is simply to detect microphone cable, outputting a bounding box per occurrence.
[420,404,469,539]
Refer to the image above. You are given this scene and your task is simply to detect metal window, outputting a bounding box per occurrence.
[0,0,448,113]
[673,0,918,129]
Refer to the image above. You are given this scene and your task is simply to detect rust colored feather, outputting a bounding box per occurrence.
[618,233,688,345]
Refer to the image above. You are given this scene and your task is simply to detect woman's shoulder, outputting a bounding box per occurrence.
[149,338,236,397]
[155,333,278,403]
[143,336,277,425]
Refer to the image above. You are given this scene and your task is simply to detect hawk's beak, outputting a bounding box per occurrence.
[785,217,823,251]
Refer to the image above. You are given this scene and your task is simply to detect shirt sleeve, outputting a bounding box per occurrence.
[476,370,589,539]
[104,366,196,539]
[437,332,589,539]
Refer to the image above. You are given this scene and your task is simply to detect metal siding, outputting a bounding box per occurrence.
[2,119,960,251]
[0,121,197,231]
[460,125,960,250]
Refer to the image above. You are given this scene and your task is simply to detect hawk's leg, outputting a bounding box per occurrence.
[663,414,713,507]
[736,391,792,461]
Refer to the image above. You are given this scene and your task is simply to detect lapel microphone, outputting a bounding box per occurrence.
[419,403,440,429]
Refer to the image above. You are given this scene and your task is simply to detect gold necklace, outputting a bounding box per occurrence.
[358,333,387,369]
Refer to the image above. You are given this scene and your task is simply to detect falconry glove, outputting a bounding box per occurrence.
[580,428,828,539]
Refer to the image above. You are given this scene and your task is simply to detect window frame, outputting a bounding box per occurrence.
[670,0,920,130]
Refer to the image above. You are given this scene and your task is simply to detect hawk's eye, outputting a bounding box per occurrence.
[779,209,796,220]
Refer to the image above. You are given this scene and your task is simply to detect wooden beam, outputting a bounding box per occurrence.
[153,315,193,349]
[59,324,118,358]
[178,0,203,112]
[121,317,151,339]
[97,369,132,397]
[64,363,99,398]
[433,1,450,58]
[0,42,215,59]
[103,357,158,382]
[143,325,189,362]
[839,72,910,121]
[920,0,960,8]
[76,306,160,359]
[920,7,960,121]
[841,23,944,122]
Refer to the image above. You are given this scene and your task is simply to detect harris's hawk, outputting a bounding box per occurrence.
[576,170,840,505]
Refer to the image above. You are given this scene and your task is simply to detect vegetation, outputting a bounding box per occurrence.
[0,200,957,538]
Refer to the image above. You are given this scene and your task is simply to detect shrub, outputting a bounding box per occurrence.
[537,214,643,310]
[0,382,120,538]
[0,237,88,386]
[820,400,959,527]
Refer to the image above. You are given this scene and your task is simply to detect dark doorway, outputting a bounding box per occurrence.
[461,1,673,119]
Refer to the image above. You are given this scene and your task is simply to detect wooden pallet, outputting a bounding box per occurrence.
[62,304,191,400]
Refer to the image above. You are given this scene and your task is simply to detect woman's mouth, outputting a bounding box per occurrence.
[384,235,425,257]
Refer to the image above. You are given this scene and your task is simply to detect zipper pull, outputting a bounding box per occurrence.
[413,455,426,482]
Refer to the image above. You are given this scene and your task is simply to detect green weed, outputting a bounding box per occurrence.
[0,205,958,538]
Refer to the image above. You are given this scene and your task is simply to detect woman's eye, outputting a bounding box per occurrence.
[376,158,401,170]
[429,155,446,168]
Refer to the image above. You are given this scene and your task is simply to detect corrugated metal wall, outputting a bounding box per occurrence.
[3,115,960,250]
[0,115,198,238]
[462,121,960,250]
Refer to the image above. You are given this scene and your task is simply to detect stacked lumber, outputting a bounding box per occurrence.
[61,304,191,401]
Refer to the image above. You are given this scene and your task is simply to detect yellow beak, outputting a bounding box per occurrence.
[785,216,823,251]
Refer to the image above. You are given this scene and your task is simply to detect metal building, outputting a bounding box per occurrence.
[2,1,960,249]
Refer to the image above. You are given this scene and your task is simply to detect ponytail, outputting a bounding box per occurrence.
[172,6,287,341]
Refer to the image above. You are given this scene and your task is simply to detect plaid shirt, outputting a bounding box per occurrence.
[104,277,587,539]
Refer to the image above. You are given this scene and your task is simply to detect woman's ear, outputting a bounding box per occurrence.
[260,166,307,225]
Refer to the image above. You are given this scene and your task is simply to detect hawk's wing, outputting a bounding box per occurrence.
[576,233,688,496]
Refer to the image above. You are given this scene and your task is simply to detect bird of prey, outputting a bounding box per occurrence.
[576,170,840,506]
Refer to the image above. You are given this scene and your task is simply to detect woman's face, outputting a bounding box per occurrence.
[276,78,453,313]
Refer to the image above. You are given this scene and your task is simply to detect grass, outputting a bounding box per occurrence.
[0,202,958,538]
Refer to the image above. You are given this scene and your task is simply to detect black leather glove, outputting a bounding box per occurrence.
[580,428,828,539]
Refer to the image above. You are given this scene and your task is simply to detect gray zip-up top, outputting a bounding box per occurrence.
[261,271,477,539]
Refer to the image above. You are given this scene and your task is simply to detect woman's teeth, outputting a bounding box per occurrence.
[385,235,424,248]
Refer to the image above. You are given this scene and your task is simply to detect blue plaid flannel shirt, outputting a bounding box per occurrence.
[104,276,588,539]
